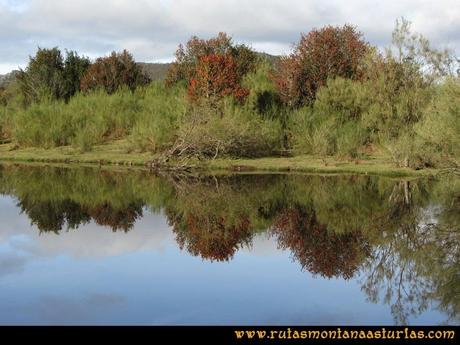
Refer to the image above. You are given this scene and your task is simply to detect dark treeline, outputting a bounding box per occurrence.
[0,18,459,169]
[0,164,458,324]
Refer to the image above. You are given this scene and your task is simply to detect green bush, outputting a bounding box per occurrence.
[174,99,283,158]
[243,61,283,120]
[288,78,371,158]
[414,78,460,168]
[10,87,142,151]
[0,106,11,141]
[129,83,187,152]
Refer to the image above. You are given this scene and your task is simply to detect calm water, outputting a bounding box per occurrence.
[0,164,458,325]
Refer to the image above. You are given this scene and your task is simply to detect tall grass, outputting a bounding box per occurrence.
[288,78,372,158]
[6,82,188,152]
[9,87,141,150]
[128,83,187,152]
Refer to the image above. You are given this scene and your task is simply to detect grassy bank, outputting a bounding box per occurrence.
[0,140,438,177]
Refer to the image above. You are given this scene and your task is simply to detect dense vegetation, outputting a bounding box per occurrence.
[0,19,458,169]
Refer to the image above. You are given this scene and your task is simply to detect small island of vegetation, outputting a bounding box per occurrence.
[0,18,458,176]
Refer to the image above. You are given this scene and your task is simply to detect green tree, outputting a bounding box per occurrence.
[17,47,90,104]
[62,50,90,101]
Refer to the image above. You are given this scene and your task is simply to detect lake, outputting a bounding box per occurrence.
[0,163,458,325]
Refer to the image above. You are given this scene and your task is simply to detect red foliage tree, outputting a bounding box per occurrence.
[188,54,249,105]
[165,32,258,87]
[274,25,369,107]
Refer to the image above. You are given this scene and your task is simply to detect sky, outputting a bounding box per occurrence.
[0,0,459,74]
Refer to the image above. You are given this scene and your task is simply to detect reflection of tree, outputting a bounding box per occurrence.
[272,205,370,279]
[86,202,143,232]
[0,164,168,233]
[162,174,281,262]
[18,198,90,233]
[167,210,253,262]
[18,197,143,233]
[360,179,460,325]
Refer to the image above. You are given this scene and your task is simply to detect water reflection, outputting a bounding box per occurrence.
[0,164,458,325]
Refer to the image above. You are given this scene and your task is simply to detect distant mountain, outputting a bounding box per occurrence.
[257,52,281,65]
[138,62,171,81]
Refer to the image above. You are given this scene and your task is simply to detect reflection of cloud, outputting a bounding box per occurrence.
[0,195,30,244]
[27,213,171,258]
[86,293,125,307]
[0,252,28,277]
[0,201,172,258]
[33,296,88,322]
[240,232,279,257]
[16,292,126,324]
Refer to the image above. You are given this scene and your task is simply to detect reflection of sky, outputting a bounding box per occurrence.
[0,195,448,325]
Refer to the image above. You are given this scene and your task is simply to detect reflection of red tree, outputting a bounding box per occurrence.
[172,213,253,262]
[272,207,370,279]
[86,203,143,232]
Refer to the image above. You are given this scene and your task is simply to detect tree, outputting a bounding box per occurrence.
[188,53,250,106]
[272,205,370,279]
[17,47,90,104]
[360,18,457,167]
[17,47,65,103]
[274,25,369,107]
[165,33,258,105]
[80,50,150,94]
[86,202,143,232]
[165,32,233,86]
[62,50,90,101]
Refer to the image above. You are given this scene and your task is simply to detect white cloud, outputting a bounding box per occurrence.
[0,0,459,72]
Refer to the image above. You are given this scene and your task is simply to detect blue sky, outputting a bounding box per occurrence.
[0,0,459,73]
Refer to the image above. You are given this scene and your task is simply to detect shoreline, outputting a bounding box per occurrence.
[0,141,439,178]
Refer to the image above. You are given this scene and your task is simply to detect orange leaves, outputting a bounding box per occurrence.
[172,212,253,262]
[272,206,370,279]
[273,25,369,107]
[165,33,257,106]
[187,53,250,105]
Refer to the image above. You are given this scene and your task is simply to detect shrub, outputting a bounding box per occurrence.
[274,25,369,107]
[173,100,283,158]
[165,32,258,87]
[0,105,11,140]
[129,83,187,152]
[188,54,249,106]
[288,78,371,157]
[80,50,149,94]
[242,60,283,120]
[17,47,90,104]
[11,87,142,151]
[413,78,460,168]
